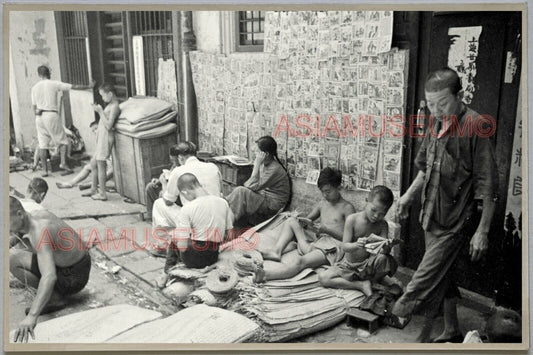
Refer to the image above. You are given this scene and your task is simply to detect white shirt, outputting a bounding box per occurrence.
[163,156,222,204]
[175,195,234,243]
[31,80,72,111]
[20,199,45,213]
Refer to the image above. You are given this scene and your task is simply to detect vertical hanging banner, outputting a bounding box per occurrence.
[132,35,146,96]
[447,26,482,104]
[504,87,522,236]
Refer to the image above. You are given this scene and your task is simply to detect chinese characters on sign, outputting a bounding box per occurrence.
[447,26,482,104]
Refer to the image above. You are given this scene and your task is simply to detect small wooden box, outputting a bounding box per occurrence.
[112,130,177,205]
[346,308,380,334]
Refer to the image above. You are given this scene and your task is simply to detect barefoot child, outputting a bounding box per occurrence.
[262,167,355,262]
[87,83,120,201]
[318,185,399,296]
[253,168,354,282]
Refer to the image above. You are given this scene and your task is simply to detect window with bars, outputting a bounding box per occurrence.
[56,11,90,85]
[235,11,264,52]
[130,11,174,97]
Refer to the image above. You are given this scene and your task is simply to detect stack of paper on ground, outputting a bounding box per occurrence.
[108,304,259,343]
[8,305,162,343]
[239,269,365,342]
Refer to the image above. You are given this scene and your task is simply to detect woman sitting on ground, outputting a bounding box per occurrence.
[226,135,291,226]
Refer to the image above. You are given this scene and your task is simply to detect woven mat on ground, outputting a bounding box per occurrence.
[8,304,162,343]
[107,304,259,343]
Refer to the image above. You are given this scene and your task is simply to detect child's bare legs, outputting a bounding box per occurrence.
[262,217,306,261]
[318,268,373,296]
[39,149,50,176]
[91,160,108,200]
[32,150,40,171]
[256,249,326,282]
[82,162,99,197]
[57,161,93,189]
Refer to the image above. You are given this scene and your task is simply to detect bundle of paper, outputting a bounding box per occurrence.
[364,234,401,254]
[297,217,320,236]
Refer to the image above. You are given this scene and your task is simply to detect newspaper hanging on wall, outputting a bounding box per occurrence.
[189,11,407,196]
[157,58,178,109]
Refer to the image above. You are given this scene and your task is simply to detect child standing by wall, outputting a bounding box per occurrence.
[87,83,120,201]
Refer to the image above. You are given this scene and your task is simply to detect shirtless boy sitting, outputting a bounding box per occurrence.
[318,185,400,296]
[9,196,91,343]
[255,168,355,281]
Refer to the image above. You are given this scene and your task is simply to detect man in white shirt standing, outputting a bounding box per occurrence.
[151,141,223,229]
[31,65,94,177]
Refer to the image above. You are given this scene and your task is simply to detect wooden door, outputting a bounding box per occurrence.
[402,12,522,304]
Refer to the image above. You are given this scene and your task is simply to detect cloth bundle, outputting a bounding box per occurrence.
[118,96,173,124]
[115,110,177,134]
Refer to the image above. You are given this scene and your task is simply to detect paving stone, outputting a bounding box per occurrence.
[105,196,145,214]
[48,202,87,219]
[112,249,151,265]
[98,215,142,228]
[76,198,124,217]
[9,172,31,194]
[65,218,108,246]
[97,233,140,258]
[122,256,165,276]
[140,269,165,287]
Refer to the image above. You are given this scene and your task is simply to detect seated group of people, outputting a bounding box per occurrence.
[8,134,521,344]
[143,136,398,298]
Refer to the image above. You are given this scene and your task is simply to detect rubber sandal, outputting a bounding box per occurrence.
[123,197,136,204]
[82,191,97,197]
[56,182,73,189]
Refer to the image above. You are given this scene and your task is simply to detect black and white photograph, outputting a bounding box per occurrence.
[4,4,527,352]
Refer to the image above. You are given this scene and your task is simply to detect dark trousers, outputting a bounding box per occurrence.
[165,238,220,272]
[145,181,162,217]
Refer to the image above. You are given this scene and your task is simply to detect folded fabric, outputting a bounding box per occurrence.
[118,96,172,124]
[115,111,177,134]
[115,122,177,139]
